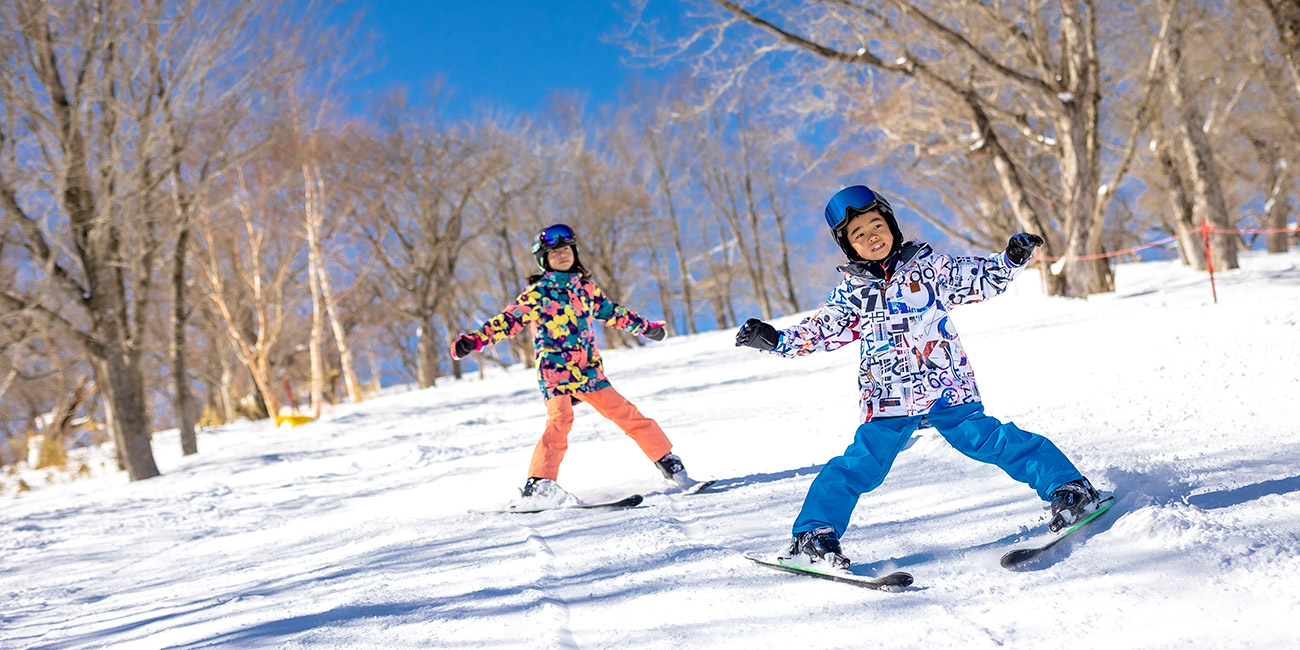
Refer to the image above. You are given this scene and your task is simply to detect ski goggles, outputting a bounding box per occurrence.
[824,185,891,231]
[537,224,576,249]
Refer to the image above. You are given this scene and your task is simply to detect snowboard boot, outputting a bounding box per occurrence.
[782,526,851,570]
[519,477,577,509]
[653,453,692,488]
[1048,477,1101,532]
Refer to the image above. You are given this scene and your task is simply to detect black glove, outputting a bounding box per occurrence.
[735,318,779,351]
[643,322,666,342]
[1005,233,1044,266]
[451,334,479,360]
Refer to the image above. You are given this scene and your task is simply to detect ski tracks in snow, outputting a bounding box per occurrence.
[516,523,579,650]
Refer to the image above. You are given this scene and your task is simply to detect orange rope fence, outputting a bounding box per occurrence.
[1034,221,1299,304]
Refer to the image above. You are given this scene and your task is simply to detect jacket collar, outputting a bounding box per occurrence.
[837,241,928,282]
[537,271,581,289]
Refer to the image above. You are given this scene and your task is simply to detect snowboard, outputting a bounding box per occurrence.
[1000,496,1117,570]
[471,494,644,515]
[743,552,913,591]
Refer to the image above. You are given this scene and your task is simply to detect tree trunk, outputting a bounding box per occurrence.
[172,228,199,455]
[364,345,383,392]
[1165,9,1239,270]
[1056,3,1113,297]
[219,353,237,423]
[737,123,773,318]
[35,375,93,469]
[647,239,678,335]
[710,294,729,331]
[675,226,699,334]
[646,126,698,333]
[250,355,280,420]
[1154,135,1204,268]
[1253,139,1293,254]
[416,314,438,388]
[321,266,362,403]
[91,335,159,480]
[762,179,801,315]
[303,158,327,417]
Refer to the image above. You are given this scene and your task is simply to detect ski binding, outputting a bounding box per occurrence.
[1001,496,1117,569]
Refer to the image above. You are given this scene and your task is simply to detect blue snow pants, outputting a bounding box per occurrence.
[792,402,1082,537]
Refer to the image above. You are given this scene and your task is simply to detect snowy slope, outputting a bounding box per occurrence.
[3,251,1299,650]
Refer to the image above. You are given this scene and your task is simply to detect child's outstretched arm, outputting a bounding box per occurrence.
[735,280,863,358]
[587,282,663,339]
[448,288,540,359]
[939,232,1043,306]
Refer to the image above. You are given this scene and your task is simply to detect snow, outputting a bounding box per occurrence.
[4,251,1300,649]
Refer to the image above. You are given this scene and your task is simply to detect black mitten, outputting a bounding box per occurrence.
[643,324,666,341]
[451,334,479,360]
[735,318,779,351]
[1005,233,1044,265]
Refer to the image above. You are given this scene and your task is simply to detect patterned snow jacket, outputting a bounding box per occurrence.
[466,271,657,400]
[771,242,1025,423]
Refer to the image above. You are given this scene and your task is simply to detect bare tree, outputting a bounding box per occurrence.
[195,153,305,421]
[1159,0,1239,270]
[633,1,1186,296]
[555,113,655,349]
[1240,3,1300,252]
[469,116,545,371]
[0,0,340,478]
[156,2,318,453]
[366,89,498,387]
[638,98,700,333]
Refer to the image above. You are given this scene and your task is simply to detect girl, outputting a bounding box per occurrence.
[451,223,691,507]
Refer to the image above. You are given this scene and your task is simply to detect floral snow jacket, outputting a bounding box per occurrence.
[771,242,1025,423]
[467,272,657,400]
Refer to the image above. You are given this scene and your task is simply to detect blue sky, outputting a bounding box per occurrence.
[343,1,649,116]
[327,2,1019,263]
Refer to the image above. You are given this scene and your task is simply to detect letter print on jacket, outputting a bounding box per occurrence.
[771,242,1023,422]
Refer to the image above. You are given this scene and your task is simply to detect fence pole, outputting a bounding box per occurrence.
[1201,216,1218,304]
[283,377,298,415]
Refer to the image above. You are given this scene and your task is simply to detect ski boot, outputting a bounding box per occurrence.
[653,453,692,489]
[1048,477,1101,532]
[518,477,577,509]
[782,527,851,570]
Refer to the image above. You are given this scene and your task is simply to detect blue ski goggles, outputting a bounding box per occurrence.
[824,185,892,231]
[537,224,576,249]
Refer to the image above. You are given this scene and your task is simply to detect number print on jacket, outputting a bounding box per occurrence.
[772,242,1023,422]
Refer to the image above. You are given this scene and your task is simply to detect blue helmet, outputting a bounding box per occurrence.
[823,185,902,261]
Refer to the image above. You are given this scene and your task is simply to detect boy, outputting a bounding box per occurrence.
[734,184,1101,568]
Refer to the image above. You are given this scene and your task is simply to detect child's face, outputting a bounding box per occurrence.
[845,210,894,262]
[546,245,575,271]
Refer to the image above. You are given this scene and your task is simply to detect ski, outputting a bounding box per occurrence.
[743,552,913,591]
[1000,496,1117,570]
[683,479,717,494]
[471,494,644,515]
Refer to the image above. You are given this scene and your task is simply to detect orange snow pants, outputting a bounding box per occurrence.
[528,386,673,480]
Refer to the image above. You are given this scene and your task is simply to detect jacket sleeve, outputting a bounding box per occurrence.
[472,286,541,346]
[586,281,653,335]
[771,278,864,358]
[935,251,1024,307]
